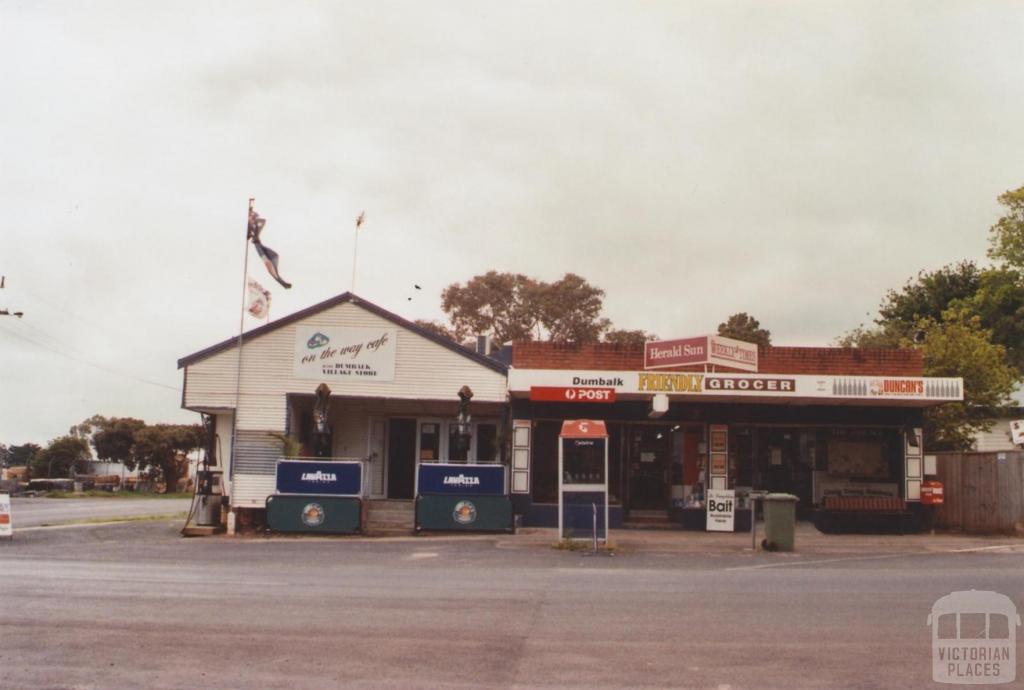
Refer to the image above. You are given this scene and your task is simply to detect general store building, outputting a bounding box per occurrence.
[506,337,963,529]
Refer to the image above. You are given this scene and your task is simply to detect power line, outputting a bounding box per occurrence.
[0,320,181,393]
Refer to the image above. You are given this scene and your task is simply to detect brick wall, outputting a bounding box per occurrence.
[510,342,923,376]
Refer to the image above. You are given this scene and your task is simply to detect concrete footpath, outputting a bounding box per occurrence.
[241,521,1024,559]
[510,523,1024,555]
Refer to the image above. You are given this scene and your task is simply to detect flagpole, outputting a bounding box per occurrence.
[351,211,365,293]
[228,198,253,533]
[351,220,359,293]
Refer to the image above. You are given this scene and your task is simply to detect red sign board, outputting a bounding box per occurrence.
[559,419,608,438]
[530,386,616,403]
[644,336,707,369]
[645,335,759,372]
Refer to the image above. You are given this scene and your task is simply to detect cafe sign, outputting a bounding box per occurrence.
[293,326,396,381]
[644,335,758,372]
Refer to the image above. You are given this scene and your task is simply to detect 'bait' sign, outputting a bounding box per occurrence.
[706,489,736,532]
[293,327,396,381]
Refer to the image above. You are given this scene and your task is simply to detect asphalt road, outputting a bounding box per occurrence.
[1,523,1022,690]
[7,496,192,527]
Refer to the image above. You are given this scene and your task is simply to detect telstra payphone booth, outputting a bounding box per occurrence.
[558,420,609,541]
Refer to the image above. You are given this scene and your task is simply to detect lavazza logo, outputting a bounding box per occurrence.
[443,474,480,487]
[928,590,1020,685]
[301,471,337,483]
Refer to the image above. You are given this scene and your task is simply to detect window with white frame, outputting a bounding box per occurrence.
[418,419,501,464]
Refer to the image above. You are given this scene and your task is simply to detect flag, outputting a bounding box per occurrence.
[356,211,366,229]
[246,278,271,319]
[247,207,292,289]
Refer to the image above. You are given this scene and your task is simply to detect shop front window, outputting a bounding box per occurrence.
[446,423,469,463]
[419,422,440,462]
[476,423,498,463]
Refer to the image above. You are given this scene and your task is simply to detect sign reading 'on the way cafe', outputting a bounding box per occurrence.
[293,326,397,381]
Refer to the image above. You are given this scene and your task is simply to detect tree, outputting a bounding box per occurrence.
[441,271,541,344]
[988,184,1024,267]
[6,443,40,467]
[856,261,1024,371]
[91,417,146,465]
[877,261,982,329]
[603,329,658,346]
[946,267,1024,372]
[917,316,1019,450]
[87,416,203,492]
[717,313,771,346]
[32,436,91,478]
[131,424,203,492]
[538,273,611,344]
[440,271,613,344]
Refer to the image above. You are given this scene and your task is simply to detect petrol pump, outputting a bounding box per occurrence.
[558,420,609,541]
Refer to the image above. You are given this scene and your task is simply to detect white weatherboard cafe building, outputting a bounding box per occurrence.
[178,293,508,524]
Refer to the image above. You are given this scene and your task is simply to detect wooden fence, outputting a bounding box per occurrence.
[933,451,1024,534]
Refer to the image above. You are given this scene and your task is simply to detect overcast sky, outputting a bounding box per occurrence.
[2,1,1023,445]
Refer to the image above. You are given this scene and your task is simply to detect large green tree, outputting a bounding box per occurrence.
[440,271,613,344]
[85,416,203,492]
[717,312,772,346]
[32,436,91,478]
[988,184,1024,267]
[877,261,982,329]
[5,443,40,467]
[91,417,146,465]
[917,316,1019,450]
[946,267,1024,371]
[850,260,1024,372]
[839,314,1018,450]
[131,424,203,492]
[441,271,542,344]
[538,273,611,344]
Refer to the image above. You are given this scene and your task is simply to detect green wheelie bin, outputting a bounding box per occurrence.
[762,493,799,552]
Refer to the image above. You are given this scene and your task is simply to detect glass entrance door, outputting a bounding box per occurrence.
[628,426,672,510]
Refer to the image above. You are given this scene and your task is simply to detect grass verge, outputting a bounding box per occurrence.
[45,491,193,500]
[37,512,188,527]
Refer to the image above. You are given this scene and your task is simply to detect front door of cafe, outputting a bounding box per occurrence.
[386,418,416,500]
[627,426,672,511]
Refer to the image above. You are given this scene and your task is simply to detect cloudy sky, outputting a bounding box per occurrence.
[2,1,1023,445]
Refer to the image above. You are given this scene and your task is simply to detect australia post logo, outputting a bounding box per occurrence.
[443,474,481,488]
[301,470,337,483]
[530,386,616,403]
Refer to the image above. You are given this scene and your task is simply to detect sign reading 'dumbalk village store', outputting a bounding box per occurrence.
[294,326,397,381]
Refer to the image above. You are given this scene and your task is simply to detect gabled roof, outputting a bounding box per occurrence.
[177,292,506,374]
